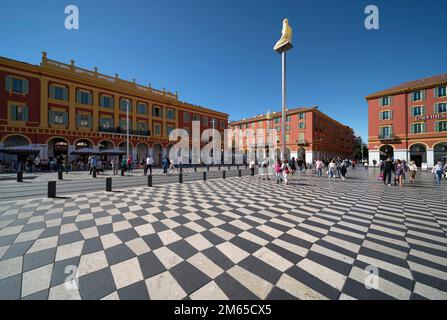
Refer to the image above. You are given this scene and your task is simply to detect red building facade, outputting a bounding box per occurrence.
[366,74,447,167]
[229,106,355,164]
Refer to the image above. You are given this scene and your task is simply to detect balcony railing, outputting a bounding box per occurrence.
[296,139,310,146]
[99,127,151,137]
[378,134,396,140]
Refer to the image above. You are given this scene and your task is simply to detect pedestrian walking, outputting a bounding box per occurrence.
[382,158,394,186]
[432,161,444,184]
[146,154,154,175]
[249,159,256,176]
[315,159,324,177]
[282,159,291,185]
[260,158,270,181]
[328,159,336,179]
[168,159,175,175]
[274,159,283,184]
[340,160,348,180]
[395,160,405,187]
[408,161,417,183]
[162,157,169,175]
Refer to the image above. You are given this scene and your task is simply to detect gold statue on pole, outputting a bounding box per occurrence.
[274,18,293,53]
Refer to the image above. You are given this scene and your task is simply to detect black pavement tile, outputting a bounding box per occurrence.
[78,267,116,300]
[50,256,81,287]
[141,234,164,251]
[81,237,104,255]
[200,230,226,246]
[75,220,96,230]
[266,287,298,300]
[238,256,283,284]
[111,215,126,223]
[341,278,395,300]
[265,243,304,265]
[151,221,169,233]
[23,248,56,272]
[172,225,196,239]
[167,240,199,260]
[22,289,49,300]
[218,223,243,236]
[314,239,358,259]
[278,233,313,249]
[105,244,136,266]
[194,219,215,230]
[358,247,409,269]
[229,236,261,254]
[170,261,211,294]
[0,235,17,247]
[58,231,84,246]
[97,224,113,236]
[115,228,140,243]
[326,230,364,246]
[245,228,275,242]
[39,226,61,239]
[61,216,77,224]
[286,266,341,300]
[128,217,148,228]
[410,292,429,300]
[2,240,34,260]
[118,281,150,300]
[22,222,46,232]
[0,274,21,300]
[138,251,167,279]
[214,273,258,300]
[202,247,235,271]
[305,251,352,276]
[412,271,447,293]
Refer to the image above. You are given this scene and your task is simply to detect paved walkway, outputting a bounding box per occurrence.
[0,169,446,300]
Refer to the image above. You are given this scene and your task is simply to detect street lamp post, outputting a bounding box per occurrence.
[274,19,293,161]
[211,118,216,164]
[126,100,130,159]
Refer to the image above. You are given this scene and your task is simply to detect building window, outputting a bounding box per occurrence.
[380,126,393,139]
[435,86,447,98]
[50,85,68,101]
[380,96,392,106]
[298,122,306,129]
[138,122,148,132]
[410,90,425,102]
[435,121,447,132]
[5,76,29,95]
[183,111,190,123]
[152,105,162,118]
[411,123,426,134]
[137,103,147,115]
[380,110,393,120]
[276,126,280,132]
[220,120,225,128]
[298,133,305,144]
[100,95,113,108]
[192,114,200,122]
[76,90,93,105]
[435,103,447,114]
[120,99,132,112]
[99,117,113,130]
[49,111,68,125]
[286,115,292,122]
[76,114,92,128]
[298,113,306,120]
[202,116,208,126]
[167,109,175,120]
[154,123,161,136]
[167,125,174,136]
[10,105,29,121]
[274,117,281,124]
[285,125,291,131]
[119,119,132,131]
[411,106,424,117]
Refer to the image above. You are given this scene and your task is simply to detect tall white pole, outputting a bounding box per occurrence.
[126,100,130,159]
[212,119,215,164]
[281,51,287,160]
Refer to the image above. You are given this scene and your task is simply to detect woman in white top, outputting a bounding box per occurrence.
[408,161,417,183]
[282,160,291,185]
[328,160,336,179]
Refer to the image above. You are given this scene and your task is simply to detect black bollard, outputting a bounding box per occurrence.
[218,165,221,171]
[194,165,197,172]
[148,174,152,187]
[58,170,63,180]
[179,173,183,184]
[237,165,240,170]
[207,166,210,172]
[17,171,23,183]
[228,165,231,171]
[106,178,112,192]
[223,171,226,179]
[48,181,56,198]
[180,166,183,174]
[121,168,124,176]
[203,172,207,181]
[92,168,97,178]
[238,169,242,177]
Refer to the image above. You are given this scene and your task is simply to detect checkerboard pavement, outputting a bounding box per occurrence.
[0,170,446,300]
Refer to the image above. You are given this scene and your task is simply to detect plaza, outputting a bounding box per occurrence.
[0,168,446,300]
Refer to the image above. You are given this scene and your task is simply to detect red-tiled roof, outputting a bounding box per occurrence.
[366,73,447,100]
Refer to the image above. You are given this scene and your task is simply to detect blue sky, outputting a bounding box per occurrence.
[1,0,446,142]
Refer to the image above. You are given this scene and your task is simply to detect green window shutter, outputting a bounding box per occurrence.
[110,97,114,108]
[23,106,29,121]
[76,90,81,103]
[5,76,12,92]
[89,93,93,105]
[389,96,393,106]
[63,87,68,101]
[10,105,17,120]
[379,98,383,107]
[434,87,439,98]
[63,112,68,125]
[435,121,439,132]
[76,114,80,127]
[88,115,93,128]
[422,106,426,116]
[410,93,414,102]
[48,110,54,125]
[421,90,426,101]
[389,110,393,120]
[379,112,383,120]
[434,104,439,114]
[100,96,104,107]
[422,122,427,133]
[410,124,414,134]
[23,80,29,95]
[389,126,393,136]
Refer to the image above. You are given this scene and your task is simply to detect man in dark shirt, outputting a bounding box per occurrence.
[383,158,394,186]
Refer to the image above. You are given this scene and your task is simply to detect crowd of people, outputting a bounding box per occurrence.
[378,158,447,186]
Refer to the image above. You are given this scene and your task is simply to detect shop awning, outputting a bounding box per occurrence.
[70,148,102,156]
[0,145,41,155]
